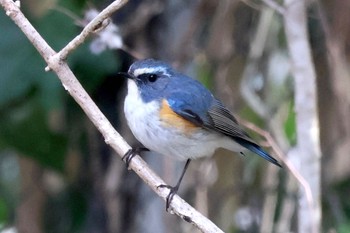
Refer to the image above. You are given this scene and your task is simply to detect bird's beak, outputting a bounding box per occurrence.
[118,72,135,80]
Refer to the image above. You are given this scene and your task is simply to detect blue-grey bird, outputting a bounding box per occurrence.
[120,59,281,210]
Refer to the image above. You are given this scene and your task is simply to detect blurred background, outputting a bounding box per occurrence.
[1,0,350,232]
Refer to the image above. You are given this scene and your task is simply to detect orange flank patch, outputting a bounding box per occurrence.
[159,99,198,133]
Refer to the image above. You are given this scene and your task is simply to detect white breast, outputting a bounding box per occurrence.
[124,80,245,160]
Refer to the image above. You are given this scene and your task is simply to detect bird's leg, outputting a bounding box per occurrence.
[158,159,191,211]
[122,147,149,169]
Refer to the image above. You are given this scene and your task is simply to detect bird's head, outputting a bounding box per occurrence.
[119,59,176,102]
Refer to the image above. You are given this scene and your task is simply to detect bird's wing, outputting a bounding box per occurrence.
[206,99,281,167]
[167,95,281,167]
[165,78,214,127]
[204,99,249,138]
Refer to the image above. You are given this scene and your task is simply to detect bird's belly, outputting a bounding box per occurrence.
[124,96,223,160]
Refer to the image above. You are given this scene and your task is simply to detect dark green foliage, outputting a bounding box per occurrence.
[284,101,296,146]
[0,102,67,171]
[0,0,119,229]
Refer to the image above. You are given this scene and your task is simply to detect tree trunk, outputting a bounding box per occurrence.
[283,1,322,232]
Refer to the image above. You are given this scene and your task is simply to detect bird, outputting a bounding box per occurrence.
[119,59,282,211]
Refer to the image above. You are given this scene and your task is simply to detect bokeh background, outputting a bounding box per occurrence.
[1,0,349,232]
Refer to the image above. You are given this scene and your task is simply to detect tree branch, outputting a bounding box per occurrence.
[240,7,275,119]
[238,117,314,208]
[0,0,223,232]
[57,0,128,60]
[261,0,285,15]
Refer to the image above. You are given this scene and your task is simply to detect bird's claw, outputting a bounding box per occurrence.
[122,147,149,169]
[158,184,179,211]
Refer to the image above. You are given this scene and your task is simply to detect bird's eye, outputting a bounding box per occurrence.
[148,74,158,82]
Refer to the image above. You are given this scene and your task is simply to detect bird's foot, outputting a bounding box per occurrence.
[122,147,149,169]
[157,159,191,211]
[158,183,179,212]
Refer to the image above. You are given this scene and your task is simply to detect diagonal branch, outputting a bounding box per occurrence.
[238,117,314,209]
[261,0,285,14]
[0,0,223,232]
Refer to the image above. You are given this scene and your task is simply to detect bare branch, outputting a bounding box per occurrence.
[0,0,224,232]
[240,0,285,14]
[261,0,285,14]
[57,0,128,60]
[238,117,314,211]
[240,7,275,119]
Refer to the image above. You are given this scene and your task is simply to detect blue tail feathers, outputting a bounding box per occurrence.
[235,138,282,167]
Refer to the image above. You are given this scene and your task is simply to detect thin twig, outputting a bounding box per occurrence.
[237,117,314,218]
[261,0,285,14]
[50,5,81,24]
[240,0,285,14]
[0,0,224,232]
[57,0,128,60]
[240,7,275,119]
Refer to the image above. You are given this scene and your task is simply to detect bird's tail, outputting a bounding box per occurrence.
[235,138,282,167]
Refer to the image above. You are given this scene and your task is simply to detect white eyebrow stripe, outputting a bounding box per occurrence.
[132,67,168,76]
